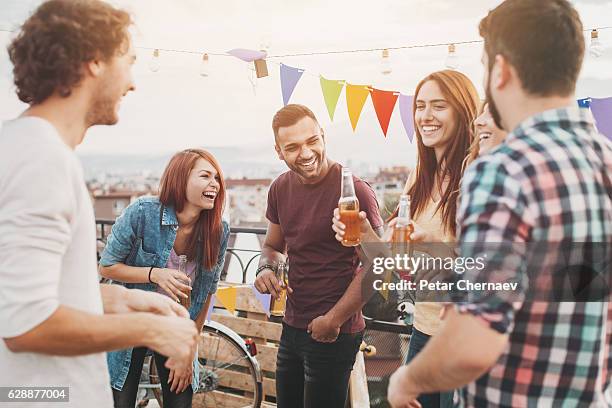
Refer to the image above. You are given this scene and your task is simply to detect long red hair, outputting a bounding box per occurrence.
[405,70,479,237]
[159,149,226,270]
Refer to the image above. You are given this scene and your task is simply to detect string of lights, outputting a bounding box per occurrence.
[1,26,611,58]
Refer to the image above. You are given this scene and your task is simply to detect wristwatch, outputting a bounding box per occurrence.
[256,263,276,276]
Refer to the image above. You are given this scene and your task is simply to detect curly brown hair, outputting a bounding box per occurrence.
[8,0,132,105]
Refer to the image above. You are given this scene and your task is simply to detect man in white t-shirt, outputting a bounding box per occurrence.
[0,1,199,406]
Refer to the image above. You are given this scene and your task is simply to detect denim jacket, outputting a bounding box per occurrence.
[99,196,230,391]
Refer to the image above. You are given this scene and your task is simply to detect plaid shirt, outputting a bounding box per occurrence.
[456,106,612,407]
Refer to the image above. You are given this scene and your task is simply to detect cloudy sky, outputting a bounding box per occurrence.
[1,0,611,167]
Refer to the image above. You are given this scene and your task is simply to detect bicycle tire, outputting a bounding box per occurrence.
[149,324,263,408]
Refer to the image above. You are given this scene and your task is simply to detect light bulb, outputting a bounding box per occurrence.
[149,49,160,72]
[200,53,210,77]
[445,44,459,70]
[590,29,604,58]
[381,48,392,75]
[259,40,270,55]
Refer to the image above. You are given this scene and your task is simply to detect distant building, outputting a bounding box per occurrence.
[370,166,412,219]
[226,178,272,188]
[92,191,143,220]
[226,178,271,227]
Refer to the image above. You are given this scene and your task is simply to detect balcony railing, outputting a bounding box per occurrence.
[96,219,266,284]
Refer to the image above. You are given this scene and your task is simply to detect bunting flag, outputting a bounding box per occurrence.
[249,284,271,316]
[577,98,591,108]
[320,76,345,121]
[280,64,304,106]
[215,286,237,315]
[590,97,612,141]
[205,294,216,321]
[346,84,371,131]
[227,48,267,62]
[370,88,399,137]
[399,94,415,142]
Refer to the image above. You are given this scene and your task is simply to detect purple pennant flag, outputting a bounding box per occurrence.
[577,98,591,108]
[227,48,267,62]
[399,94,415,143]
[250,284,271,316]
[280,64,304,106]
[590,97,612,141]
[205,294,216,321]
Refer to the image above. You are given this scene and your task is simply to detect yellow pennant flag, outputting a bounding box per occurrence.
[320,76,345,121]
[346,84,370,131]
[215,286,237,315]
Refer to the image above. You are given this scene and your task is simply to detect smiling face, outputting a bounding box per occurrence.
[184,158,220,211]
[474,103,507,154]
[414,80,457,152]
[275,116,329,184]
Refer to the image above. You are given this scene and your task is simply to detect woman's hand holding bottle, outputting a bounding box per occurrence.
[150,268,191,303]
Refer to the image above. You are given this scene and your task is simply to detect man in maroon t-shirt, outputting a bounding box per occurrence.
[254,104,383,408]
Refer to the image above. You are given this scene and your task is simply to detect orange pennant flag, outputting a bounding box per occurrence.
[346,84,371,132]
[215,286,237,315]
[370,88,399,137]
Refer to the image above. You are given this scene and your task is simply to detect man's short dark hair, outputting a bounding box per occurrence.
[8,0,132,105]
[479,0,584,97]
[272,104,320,144]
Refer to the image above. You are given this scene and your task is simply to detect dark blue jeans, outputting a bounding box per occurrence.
[276,323,364,408]
[112,346,192,408]
[406,328,454,408]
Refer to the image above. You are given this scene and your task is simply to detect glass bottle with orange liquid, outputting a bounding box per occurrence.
[178,255,191,309]
[392,195,414,282]
[339,168,361,247]
[270,261,289,317]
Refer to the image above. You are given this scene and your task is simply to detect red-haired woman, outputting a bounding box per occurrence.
[333,70,480,407]
[99,148,230,408]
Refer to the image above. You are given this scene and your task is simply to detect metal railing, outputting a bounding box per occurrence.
[96,219,265,284]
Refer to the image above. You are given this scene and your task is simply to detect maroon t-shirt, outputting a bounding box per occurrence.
[266,162,383,333]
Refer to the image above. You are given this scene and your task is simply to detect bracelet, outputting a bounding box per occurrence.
[148,266,155,283]
[256,264,275,276]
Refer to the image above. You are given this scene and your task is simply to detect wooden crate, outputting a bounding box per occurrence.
[196,284,369,408]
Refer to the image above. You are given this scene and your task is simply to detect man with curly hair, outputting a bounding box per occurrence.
[0,1,199,406]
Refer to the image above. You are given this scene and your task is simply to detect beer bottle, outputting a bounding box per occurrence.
[338,168,361,247]
[270,262,289,317]
[392,195,414,281]
[178,255,191,309]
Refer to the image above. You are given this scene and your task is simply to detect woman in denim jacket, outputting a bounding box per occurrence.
[99,149,230,408]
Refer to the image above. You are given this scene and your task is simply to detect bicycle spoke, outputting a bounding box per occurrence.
[208,354,250,372]
[200,327,261,408]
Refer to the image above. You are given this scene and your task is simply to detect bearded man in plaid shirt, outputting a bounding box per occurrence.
[387,0,612,407]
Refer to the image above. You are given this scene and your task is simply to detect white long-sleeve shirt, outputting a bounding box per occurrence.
[0,117,112,407]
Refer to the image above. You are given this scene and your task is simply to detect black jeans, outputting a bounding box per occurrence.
[112,346,192,408]
[406,328,454,408]
[275,323,364,408]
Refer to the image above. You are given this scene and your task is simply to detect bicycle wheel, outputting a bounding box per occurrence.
[150,323,263,408]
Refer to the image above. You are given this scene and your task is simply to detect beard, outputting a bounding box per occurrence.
[86,79,120,126]
[485,66,505,131]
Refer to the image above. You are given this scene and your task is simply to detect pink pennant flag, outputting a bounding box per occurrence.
[227,48,267,62]
[399,94,415,142]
